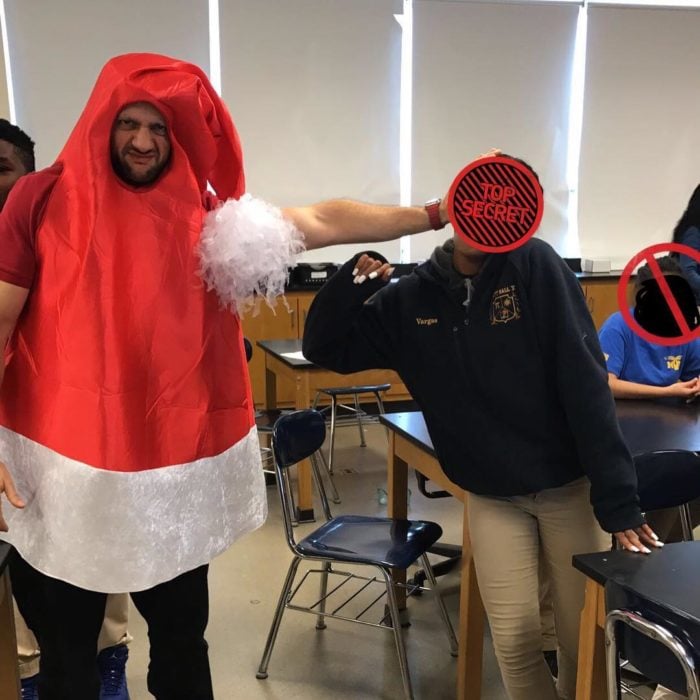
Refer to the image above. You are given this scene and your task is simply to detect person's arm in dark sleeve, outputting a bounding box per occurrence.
[678,227,700,303]
[302,251,400,373]
[529,246,645,534]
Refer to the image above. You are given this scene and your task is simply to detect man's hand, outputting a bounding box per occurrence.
[352,254,394,285]
[665,377,700,399]
[0,460,24,531]
[614,524,663,554]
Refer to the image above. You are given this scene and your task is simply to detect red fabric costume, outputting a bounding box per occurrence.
[0,54,268,592]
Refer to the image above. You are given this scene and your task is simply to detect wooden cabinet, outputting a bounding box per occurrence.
[243,277,631,407]
[243,291,411,408]
[581,278,634,330]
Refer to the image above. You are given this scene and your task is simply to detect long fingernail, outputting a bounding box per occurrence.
[352,268,358,276]
[651,532,659,540]
[356,275,366,284]
[368,271,378,280]
[655,540,664,547]
[642,547,651,554]
[630,546,640,553]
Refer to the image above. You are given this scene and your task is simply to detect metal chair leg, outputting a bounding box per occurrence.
[419,553,458,656]
[312,450,341,505]
[380,566,414,700]
[680,503,694,541]
[375,390,389,440]
[316,561,331,630]
[353,392,367,447]
[282,468,298,527]
[328,396,338,475]
[257,556,302,679]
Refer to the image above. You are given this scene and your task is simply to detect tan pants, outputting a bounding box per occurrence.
[539,569,557,652]
[15,593,131,679]
[468,477,610,700]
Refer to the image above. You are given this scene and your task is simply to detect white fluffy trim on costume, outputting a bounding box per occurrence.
[0,425,267,592]
[198,194,306,315]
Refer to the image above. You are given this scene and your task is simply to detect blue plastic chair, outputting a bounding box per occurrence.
[256,409,457,700]
[635,450,700,541]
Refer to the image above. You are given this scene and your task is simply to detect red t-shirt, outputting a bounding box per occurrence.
[0,164,220,289]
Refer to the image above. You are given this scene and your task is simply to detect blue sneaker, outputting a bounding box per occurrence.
[97,644,130,700]
[20,674,39,700]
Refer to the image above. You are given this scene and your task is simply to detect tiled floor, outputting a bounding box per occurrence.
[124,421,507,699]
[122,420,662,699]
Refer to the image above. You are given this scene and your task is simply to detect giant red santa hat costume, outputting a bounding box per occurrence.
[0,54,303,592]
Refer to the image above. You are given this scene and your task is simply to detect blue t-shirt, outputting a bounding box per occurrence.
[599,311,700,385]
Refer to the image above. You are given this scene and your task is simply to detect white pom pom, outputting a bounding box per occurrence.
[198,194,306,315]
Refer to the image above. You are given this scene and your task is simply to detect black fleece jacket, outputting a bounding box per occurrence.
[303,238,644,533]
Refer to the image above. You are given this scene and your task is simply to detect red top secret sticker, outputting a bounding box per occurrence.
[447,156,544,253]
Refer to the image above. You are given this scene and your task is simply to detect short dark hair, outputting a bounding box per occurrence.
[500,152,543,193]
[635,255,682,287]
[0,119,35,172]
[634,255,699,336]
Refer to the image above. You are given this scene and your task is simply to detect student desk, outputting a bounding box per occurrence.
[257,339,403,520]
[379,411,481,700]
[576,399,700,700]
[574,542,700,700]
[0,543,19,700]
[380,400,700,700]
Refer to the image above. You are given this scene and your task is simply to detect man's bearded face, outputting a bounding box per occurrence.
[111,102,171,186]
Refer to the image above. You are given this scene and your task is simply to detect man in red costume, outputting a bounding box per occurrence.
[0,54,450,699]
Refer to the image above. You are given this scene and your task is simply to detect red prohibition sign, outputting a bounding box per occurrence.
[618,242,700,346]
[447,156,544,253]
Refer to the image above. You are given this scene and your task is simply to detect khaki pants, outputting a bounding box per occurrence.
[468,477,610,700]
[15,593,131,679]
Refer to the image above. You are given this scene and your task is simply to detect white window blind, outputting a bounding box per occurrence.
[220,0,402,264]
[579,4,700,268]
[4,0,209,167]
[411,0,579,262]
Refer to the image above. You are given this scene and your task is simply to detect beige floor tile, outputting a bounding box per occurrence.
[124,423,508,700]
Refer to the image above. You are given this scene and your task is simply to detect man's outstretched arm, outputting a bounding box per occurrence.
[284,199,448,251]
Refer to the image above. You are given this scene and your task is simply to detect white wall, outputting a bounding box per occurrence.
[4,0,209,167]
[579,4,700,268]
[1,0,699,267]
[220,0,403,263]
[412,0,579,262]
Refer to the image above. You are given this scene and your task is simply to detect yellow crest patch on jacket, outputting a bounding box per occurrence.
[490,285,521,325]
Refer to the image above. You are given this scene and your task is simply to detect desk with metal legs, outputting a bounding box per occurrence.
[258,339,403,521]
[381,401,700,700]
[574,542,700,700]
[380,411,484,700]
[575,399,700,700]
